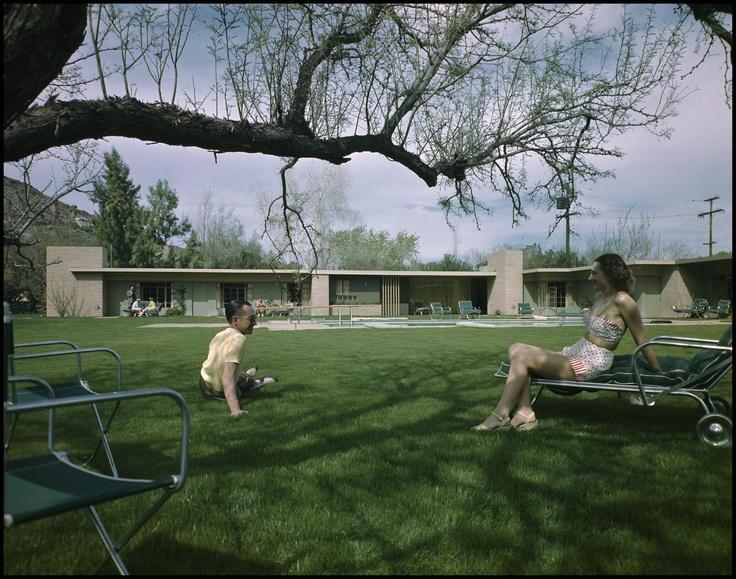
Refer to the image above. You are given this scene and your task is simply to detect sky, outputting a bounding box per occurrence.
[4,4,732,262]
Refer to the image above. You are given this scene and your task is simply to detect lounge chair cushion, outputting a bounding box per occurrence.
[494,351,726,388]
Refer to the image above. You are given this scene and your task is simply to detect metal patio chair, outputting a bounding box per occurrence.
[672,298,709,319]
[4,302,124,475]
[429,302,452,319]
[458,300,481,319]
[517,303,535,317]
[3,303,190,575]
[707,299,731,319]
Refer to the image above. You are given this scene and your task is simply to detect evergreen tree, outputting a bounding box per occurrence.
[132,179,192,267]
[90,148,142,267]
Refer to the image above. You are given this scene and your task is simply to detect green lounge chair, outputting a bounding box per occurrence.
[707,299,731,319]
[3,303,190,575]
[517,303,534,317]
[494,324,733,446]
[429,302,452,319]
[5,304,124,475]
[458,300,481,319]
[672,298,709,319]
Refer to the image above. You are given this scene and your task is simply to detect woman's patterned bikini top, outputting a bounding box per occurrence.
[582,308,625,345]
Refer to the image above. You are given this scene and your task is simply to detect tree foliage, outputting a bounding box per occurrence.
[325,226,419,270]
[420,254,477,271]
[89,148,142,267]
[131,179,192,267]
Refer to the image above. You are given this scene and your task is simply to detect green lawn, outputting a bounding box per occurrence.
[4,317,732,575]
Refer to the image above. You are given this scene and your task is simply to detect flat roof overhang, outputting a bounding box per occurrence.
[69,268,496,278]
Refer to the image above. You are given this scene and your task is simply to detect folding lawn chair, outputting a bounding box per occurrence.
[3,303,190,575]
[4,302,124,475]
[494,325,733,446]
[458,300,481,319]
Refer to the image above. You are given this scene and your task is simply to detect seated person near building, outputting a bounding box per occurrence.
[285,298,295,310]
[199,299,277,417]
[143,297,158,316]
[131,299,144,317]
[255,298,267,317]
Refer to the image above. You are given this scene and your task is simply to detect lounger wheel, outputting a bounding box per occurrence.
[695,413,732,447]
[708,396,732,417]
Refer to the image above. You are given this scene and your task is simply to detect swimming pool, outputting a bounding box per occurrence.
[318,316,586,329]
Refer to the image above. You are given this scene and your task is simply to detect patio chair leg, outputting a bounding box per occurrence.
[4,413,19,451]
[85,400,121,476]
[90,488,176,575]
[88,506,130,575]
[530,385,545,406]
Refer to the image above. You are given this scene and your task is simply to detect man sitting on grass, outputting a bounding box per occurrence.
[199,299,276,417]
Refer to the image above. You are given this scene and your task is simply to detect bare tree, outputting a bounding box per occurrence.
[4,143,101,251]
[3,4,723,265]
[582,208,656,262]
[47,281,87,317]
[258,162,359,268]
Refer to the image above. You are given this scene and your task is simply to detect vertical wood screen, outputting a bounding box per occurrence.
[382,276,400,316]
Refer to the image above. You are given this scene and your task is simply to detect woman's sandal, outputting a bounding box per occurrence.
[471,411,511,431]
[511,409,538,431]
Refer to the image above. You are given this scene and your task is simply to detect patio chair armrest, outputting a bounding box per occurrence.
[630,339,732,405]
[5,374,56,400]
[5,380,190,489]
[15,339,81,351]
[10,347,124,391]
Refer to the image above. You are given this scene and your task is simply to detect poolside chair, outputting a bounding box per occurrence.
[672,298,709,319]
[429,302,452,319]
[517,303,534,317]
[4,302,125,476]
[3,303,190,575]
[707,299,731,319]
[458,300,481,319]
[494,324,733,446]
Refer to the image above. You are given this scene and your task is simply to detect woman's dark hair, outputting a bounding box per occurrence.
[594,254,635,293]
[225,299,252,324]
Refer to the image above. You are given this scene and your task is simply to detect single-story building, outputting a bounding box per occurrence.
[45,246,732,319]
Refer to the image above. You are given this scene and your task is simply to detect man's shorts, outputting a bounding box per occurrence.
[198,373,253,400]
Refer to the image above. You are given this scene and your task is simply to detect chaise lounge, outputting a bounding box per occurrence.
[494,324,733,446]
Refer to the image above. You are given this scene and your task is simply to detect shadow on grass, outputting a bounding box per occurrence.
[104,533,282,575]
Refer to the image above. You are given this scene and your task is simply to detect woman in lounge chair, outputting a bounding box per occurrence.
[472,253,662,432]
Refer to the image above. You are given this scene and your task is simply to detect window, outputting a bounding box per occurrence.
[547,282,566,308]
[335,279,354,303]
[222,283,247,304]
[139,282,173,307]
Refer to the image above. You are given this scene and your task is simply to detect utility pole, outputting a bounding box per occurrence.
[697,196,725,256]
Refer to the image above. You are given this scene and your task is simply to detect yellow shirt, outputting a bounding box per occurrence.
[200,327,247,393]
